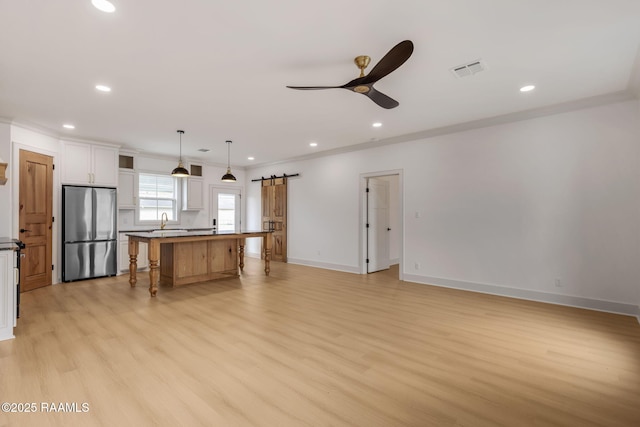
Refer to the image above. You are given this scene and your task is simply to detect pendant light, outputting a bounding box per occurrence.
[171,130,190,177]
[221,140,236,182]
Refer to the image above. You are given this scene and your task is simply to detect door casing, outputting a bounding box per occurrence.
[19,149,54,291]
[209,185,242,232]
[359,170,404,278]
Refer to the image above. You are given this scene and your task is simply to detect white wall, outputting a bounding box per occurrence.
[118,154,246,231]
[10,125,61,282]
[637,97,640,322]
[247,99,640,316]
[0,123,12,237]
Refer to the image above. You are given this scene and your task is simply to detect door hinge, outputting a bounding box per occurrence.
[52,265,54,271]
[52,164,55,170]
[366,223,369,228]
[366,187,369,193]
[366,259,369,263]
[52,216,55,223]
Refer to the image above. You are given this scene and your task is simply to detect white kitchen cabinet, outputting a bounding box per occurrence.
[0,251,16,341]
[61,141,118,186]
[182,177,204,210]
[118,170,136,209]
[118,234,147,272]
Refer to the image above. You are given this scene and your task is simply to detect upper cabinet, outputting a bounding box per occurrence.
[182,163,203,210]
[118,170,136,209]
[183,178,203,210]
[117,154,136,210]
[61,141,118,187]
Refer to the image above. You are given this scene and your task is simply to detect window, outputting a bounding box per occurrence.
[217,193,237,231]
[137,173,178,222]
[210,187,241,232]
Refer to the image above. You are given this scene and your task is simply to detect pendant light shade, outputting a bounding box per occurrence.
[171,130,190,177]
[221,140,236,182]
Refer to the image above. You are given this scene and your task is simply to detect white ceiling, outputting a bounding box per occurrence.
[1,1,639,168]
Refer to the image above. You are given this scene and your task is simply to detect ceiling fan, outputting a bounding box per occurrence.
[286,40,414,109]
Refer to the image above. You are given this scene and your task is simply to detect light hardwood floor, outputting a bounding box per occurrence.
[1,259,639,427]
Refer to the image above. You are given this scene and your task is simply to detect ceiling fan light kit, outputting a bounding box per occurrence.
[171,130,190,177]
[286,40,414,109]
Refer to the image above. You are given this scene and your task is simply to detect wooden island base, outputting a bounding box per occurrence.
[127,231,272,296]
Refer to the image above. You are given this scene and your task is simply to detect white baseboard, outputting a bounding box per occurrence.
[245,251,262,259]
[245,252,360,274]
[245,254,640,321]
[402,273,639,317]
[287,258,360,274]
[0,330,15,341]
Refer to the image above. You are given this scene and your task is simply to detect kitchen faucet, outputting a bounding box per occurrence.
[160,212,168,229]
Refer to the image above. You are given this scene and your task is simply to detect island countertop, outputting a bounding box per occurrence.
[127,230,272,296]
[0,237,21,252]
[126,229,268,239]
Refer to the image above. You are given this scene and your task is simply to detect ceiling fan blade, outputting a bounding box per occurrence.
[364,87,399,109]
[286,85,343,90]
[361,40,414,84]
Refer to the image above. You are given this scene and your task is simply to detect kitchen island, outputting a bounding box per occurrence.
[126,229,272,296]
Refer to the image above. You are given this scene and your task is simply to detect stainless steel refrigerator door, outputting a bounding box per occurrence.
[63,241,117,281]
[63,242,91,281]
[92,241,117,277]
[63,186,93,242]
[93,188,117,241]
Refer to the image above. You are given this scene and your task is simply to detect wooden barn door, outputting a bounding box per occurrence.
[261,178,287,262]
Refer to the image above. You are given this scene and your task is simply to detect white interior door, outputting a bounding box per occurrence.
[367,178,390,273]
[210,187,241,232]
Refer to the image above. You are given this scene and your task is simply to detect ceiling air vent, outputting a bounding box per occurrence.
[450,59,486,78]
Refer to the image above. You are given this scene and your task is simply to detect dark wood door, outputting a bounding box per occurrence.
[19,150,53,291]
[261,178,287,262]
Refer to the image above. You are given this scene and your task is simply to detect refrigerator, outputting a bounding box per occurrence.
[62,185,117,282]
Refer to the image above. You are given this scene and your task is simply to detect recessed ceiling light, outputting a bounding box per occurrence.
[309,142,318,147]
[95,84,111,92]
[372,122,382,128]
[63,124,75,129]
[92,0,116,13]
[520,85,535,92]
[247,157,255,161]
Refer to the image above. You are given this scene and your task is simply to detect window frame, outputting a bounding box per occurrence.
[209,185,242,232]
[135,171,181,226]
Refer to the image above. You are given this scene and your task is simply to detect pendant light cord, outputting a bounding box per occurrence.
[178,130,184,162]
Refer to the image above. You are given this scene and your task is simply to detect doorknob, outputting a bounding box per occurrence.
[19,228,31,233]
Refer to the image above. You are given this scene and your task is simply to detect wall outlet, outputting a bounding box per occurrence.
[554,279,562,287]
[414,262,420,270]
[415,211,421,218]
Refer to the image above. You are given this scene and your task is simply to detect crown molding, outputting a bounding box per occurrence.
[246,89,636,171]
[8,119,60,139]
